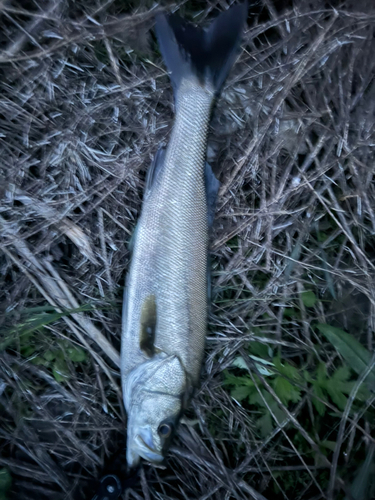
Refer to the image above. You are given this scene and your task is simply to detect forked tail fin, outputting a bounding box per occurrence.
[155,2,248,97]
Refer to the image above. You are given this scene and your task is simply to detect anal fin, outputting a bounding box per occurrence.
[205,162,220,309]
[145,145,166,196]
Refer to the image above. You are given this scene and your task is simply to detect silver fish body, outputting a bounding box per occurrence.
[121,3,248,468]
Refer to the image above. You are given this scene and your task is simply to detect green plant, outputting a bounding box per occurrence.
[0,469,11,500]
[1,306,88,382]
[223,332,371,437]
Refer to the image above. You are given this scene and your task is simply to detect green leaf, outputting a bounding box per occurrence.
[249,390,286,426]
[301,290,317,307]
[331,365,351,384]
[231,385,254,402]
[249,341,272,359]
[249,388,273,408]
[317,232,328,242]
[0,468,11,499]
[273,376,301,405]
[273,357,302,382]
[324,364,354,409]
[223,372,253,387]
[223,372,241,385]
[248,390,264,406]
[320,440,337,452]
[257,413,273,437]
[342,381,370,400]
[326,384,347,410]
[269,400,287,425]
[0,304,96,353]
[346,444,375,500]
[303,370,313,383]
[233,353,275,376]
[43,350,56,362]
[18,305,57,315]
[52,371,66,383]
[31,356,49,366]
[283,308,299,318]
[21,345,36,357]
[67,346,86,363]
[232,356,249,370]
[316,362,328,385]
[312,382,326,416]
[249,355,275,367]
[19,311,63,335]
[317,324,375,387]
[52,359,69,383]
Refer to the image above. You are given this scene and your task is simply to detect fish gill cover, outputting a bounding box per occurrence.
[0,1,375,499]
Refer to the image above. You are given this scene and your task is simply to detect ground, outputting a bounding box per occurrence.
[0,0,375,499]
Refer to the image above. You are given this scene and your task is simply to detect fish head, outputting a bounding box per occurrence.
[124,352,187,468]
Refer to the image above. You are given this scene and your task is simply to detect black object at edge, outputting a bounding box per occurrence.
[91,475,122,500]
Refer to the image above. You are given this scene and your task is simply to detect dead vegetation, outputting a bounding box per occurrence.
[1,0,375,499]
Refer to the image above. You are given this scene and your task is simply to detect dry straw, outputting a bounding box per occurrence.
[0,0,374,499]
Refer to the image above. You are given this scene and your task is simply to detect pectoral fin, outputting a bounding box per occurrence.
[205,162,220,309]
[139,294,157,357]
[145,146,166,196]
[205,161,220,228]
[128,222,138,255]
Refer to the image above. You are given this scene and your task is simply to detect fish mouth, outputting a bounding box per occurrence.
[134,434,164,465]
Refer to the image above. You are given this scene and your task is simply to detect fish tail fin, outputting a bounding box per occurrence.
[155,2,248,97]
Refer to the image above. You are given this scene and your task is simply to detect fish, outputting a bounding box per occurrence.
[121,2,248,468]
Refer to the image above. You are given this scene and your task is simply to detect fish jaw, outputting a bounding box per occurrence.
[126,430,164,468]
[125,412,165,468]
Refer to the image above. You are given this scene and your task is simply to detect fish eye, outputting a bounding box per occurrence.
[158,423,172,438]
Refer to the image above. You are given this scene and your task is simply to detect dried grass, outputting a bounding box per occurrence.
[0,0,374,499]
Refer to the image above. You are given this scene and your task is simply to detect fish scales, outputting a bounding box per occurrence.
[122,86,212,384]
[154,87,212,382]
[121,2,248,468]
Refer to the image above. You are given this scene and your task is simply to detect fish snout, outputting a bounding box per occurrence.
[133,428,164,465]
